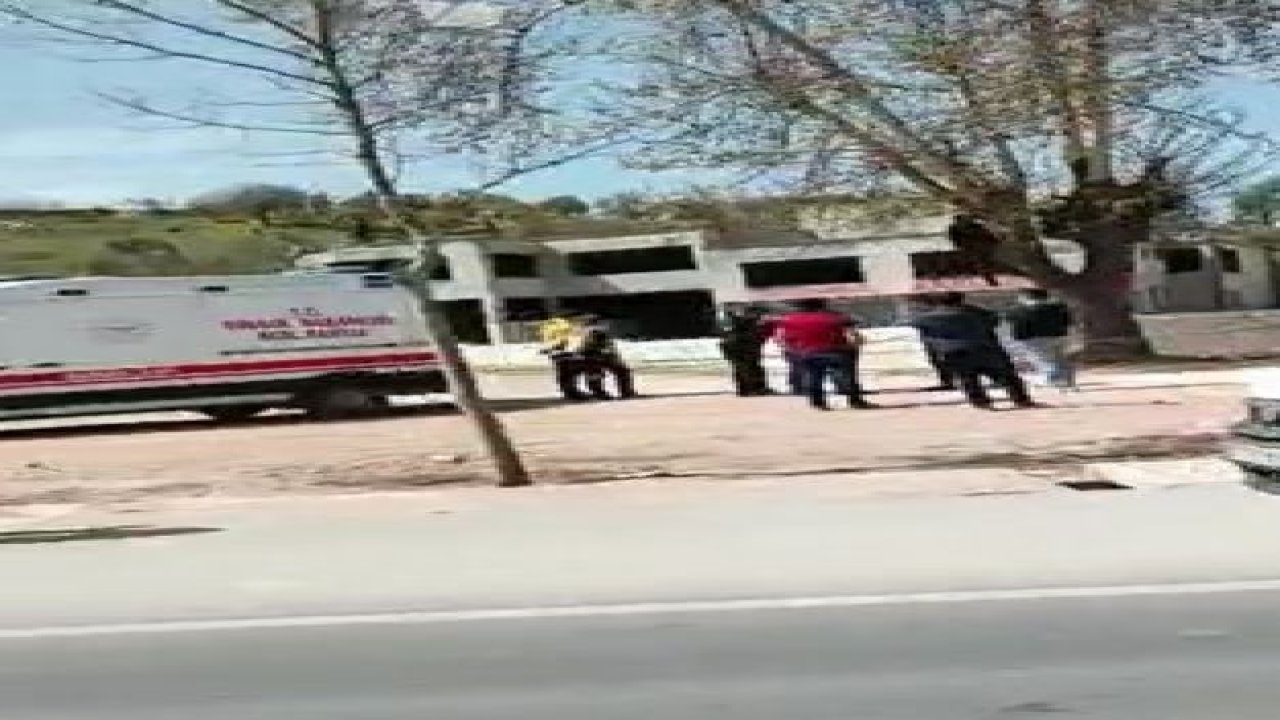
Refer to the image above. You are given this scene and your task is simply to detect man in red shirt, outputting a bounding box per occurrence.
[773,298,871,410]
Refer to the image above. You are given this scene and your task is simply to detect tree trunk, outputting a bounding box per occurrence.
[1051,228,1148,360]
[406,256,532,488]
[311,18,533,488]
[360,188,533,490]
[1056,272,1146,359]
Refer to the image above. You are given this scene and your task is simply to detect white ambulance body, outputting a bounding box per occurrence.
[0,273,445,422]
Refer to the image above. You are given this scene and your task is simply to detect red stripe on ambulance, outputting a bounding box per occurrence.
[0,352,439,391]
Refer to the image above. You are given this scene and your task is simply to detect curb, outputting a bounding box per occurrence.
[0,503,83,531]
[0,458,1244,522]
[1083,458,1242,489]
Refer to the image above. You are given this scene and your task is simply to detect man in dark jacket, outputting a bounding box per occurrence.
[911,292,1035,409]
[575,314,637,400]
[719,307,773,396]
[1005,288,1077,390]
[908,296,957,391]
[923,344,957,391]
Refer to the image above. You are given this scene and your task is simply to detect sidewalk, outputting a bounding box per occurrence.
[0,367,1246,509]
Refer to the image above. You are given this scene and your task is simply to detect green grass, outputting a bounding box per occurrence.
[0,213,344,277]
[0,211,706,278]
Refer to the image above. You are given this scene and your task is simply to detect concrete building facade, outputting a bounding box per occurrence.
[294,218,1278,344]
[1131,241,1277,313]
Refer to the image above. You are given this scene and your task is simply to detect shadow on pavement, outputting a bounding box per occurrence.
[872,431,1226,472]
[1073,381,1240,392]
[1080,357,1275,375]
[675,432,1228,481]
[0,525,222,545]
[868,381,1237,396]
[0,391,733,443]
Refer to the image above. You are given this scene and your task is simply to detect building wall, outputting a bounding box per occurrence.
[1130,243,1275,313]
[534,230,710,299]
[1222,246,1275,309]
[294,227,1280,343]
[462,327,935,373]
[540,230,704,254]
[1139,310,1280,358]
[703,235,950,302]
[545,270,710,297]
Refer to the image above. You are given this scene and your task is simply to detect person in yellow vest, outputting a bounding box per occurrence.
[538,313,588,400]
[573,314,637,400]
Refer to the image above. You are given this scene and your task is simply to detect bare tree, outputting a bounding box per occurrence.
[592,0,1280,355]
[1,0,598,487]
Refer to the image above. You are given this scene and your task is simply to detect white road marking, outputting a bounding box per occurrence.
[4,579,1280,640]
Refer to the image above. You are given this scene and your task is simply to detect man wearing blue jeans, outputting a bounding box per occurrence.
[911,292,1035,410]
[784,351,805,395]
[774,298,872,410]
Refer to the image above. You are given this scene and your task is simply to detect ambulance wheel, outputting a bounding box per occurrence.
[199,405,267,423]
[303,386,388,419]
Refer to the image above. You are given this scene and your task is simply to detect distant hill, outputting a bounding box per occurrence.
[0,210,706,277]
[0,212,345,277]
[0,192,927,277]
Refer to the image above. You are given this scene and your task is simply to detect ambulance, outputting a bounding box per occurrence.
[0,273,445,422]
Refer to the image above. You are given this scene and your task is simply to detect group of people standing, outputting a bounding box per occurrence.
[533,289,1076,410]
[538,313,637,401]
[719,288,1077,411]
[720,298,873,410]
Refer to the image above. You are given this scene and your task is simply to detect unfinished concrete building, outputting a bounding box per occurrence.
[294,213,1276,343]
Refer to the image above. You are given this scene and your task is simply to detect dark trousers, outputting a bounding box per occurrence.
[551,355,587,400]
[723,347,769,396]
[925,345,955,388]
[845,349,864,397]
[785,352,805,395]
[583,354,636,399]
[938,346,1032,407]
[797,351,863,409]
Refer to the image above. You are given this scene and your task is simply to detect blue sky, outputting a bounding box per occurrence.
[0,26,709,207]
[1,28,1279,207]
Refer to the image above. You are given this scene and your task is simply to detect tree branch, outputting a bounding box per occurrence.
[307,0,397,197]
[1081,0,1114,181]
[474,136,635,192]
[952,70,1028,189]
[92,0,318,64]
[1023,0,1088,176]
[710,0,983,193]
[213,0,324,50]
[97,91,348,136]
[0,3,331,87]
[761,79,959,199]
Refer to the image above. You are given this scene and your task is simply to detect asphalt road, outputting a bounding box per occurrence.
[4,588,1280,719]
[7,483,1280,630]
[4,482,1280,718]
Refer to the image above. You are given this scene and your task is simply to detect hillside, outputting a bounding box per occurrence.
[0,192,914,278]
[0,212,345,277]
[0,211,705,278]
